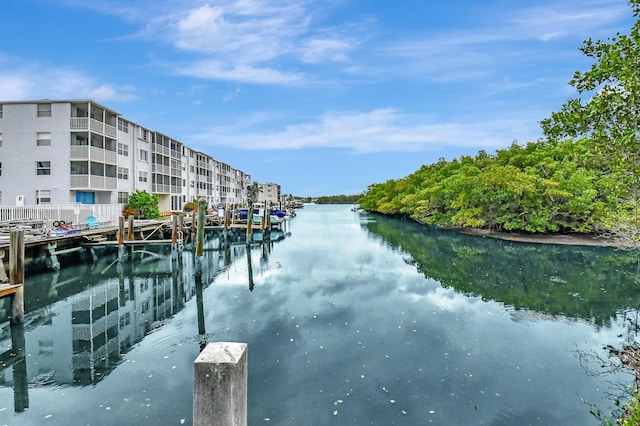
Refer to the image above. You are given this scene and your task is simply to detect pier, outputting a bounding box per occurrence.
[0,212,285,274]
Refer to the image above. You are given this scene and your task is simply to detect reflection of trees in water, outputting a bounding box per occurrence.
[364,213,640,423]
[363,213,640,325]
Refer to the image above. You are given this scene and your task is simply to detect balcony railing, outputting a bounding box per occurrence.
[70,117,117,137]
[70,175,117,190]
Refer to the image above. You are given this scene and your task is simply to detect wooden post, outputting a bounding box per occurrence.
[224,208,230,231]
[118,216,125,245]
[172,214,178,245]
[197,199,207,257]
[194,343,248,426]
[261,207,267,231]
[246,203,254,243]
[171,214,179,261]
[128,215,135,241]
[9,230,24,325]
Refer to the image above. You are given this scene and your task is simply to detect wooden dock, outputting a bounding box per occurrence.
[0,213,284,273]
[0,283,21,299]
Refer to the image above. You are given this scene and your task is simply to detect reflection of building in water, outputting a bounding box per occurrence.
[0,241,250,390]
[72,280,121,384]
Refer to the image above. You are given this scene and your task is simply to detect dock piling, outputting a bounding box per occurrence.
[193,342,248,426]
[9,230,25,325]
[197,200,207,257]
[127,215,134,241]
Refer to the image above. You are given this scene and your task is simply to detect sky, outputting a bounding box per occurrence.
[0,0,636,197]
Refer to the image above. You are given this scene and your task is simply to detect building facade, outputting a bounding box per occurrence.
[258,182,282,206]
[0,100,255,212]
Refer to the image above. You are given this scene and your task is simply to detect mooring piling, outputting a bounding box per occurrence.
[9,229,25,325]
[193,342,248,426]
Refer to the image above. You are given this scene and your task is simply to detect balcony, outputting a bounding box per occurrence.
[70,117,117,137]
[70,175,117,190]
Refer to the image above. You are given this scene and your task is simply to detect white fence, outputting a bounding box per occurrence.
[0,203,124,229]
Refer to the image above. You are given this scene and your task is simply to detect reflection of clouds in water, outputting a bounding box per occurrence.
[2,205,632,425]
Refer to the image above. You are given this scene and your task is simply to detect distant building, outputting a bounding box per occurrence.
[258,182,281,206]
[0,100,252,211]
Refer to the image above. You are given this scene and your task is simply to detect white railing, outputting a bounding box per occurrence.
[70,117,89,130]
[0,203,124,229]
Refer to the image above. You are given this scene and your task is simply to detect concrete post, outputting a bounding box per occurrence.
[194,342,248,426]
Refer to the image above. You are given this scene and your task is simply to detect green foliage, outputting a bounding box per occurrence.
[619,391,640,426]
[358,138,617,234]
[124,190,160,219]
[360,2,640,236]
[247,182,262,203]
[540,0,640,244]
[315,194,361,204]
[183,198,199,212]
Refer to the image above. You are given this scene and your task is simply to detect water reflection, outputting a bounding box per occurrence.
[0,323,27,413]
[0,206,635,425]
[362,213,640,325]
[0,228,283,414]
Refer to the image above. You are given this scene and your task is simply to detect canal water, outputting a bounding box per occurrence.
[0,204,638,425]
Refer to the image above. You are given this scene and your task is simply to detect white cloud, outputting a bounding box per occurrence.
[510,2,628,41]
[170,2,309,61]
[175,60,305,85]
[0,61,137,102]
[300,37,352,63]
[190,108,542,153]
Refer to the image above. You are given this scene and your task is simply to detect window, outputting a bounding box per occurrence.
[0,162,2,176]
[0,191,2,204]
[71,134,88,146]
[138,171,148,182]
[117,167,128,180]
[90,162,104,176]
[0,133,2,147]
[90,134,103,149]
[104,138,117,152]
[36,161,51,175]
[36,189,51,204]
[117,118,129,133]
[36,132,51,146]
[70,161,88,175]
[0,104,3,118]
[140,129,149,142]
[37,103,52,117]
[105,164,116,178]
[139,149,148,162]
[118,192,128,204]
[117,143,129,156]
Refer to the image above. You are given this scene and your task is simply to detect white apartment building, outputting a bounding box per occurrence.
[0,100,253,212]
[258,182,281,206]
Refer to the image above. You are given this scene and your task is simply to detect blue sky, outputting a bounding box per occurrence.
[0,0,635,197]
